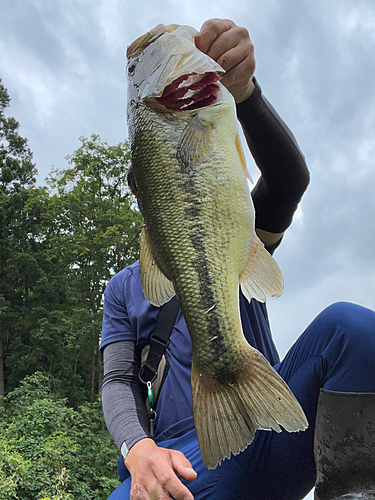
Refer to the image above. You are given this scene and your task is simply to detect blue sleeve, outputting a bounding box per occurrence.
[100,270,136,351]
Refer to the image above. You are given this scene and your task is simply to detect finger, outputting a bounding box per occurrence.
[149,483,164,500]
[195,18,234,55]
[170,450,197,481]
[148,454,194,500]
[216,41,254,75]
[206,26,251,66]
[220,52,255,88]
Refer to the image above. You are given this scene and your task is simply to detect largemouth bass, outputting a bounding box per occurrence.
[126,24,308,469]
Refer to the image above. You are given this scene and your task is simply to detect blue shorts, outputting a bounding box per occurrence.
[109,302,375,500]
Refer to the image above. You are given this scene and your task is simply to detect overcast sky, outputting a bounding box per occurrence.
[1,1,375,497]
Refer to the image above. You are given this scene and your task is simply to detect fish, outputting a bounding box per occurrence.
[126,23,308,469]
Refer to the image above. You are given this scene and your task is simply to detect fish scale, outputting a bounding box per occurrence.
[134,102,247,374]
[127,22,308,469]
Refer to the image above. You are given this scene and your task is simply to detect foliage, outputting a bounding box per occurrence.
[0,439,29,499]
[46,133,141,303]
[44,134,142,404]
[0,78,141,498]
[0,373,120,500]
[0,77,142,405]
[0,78,37,194]
[0,77,40,404]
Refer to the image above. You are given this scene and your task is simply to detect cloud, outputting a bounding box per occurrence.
[269,265,375,359]
[2,3,375,499]
[2,0,374,294]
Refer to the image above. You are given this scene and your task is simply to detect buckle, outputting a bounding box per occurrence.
[139,362,158,385]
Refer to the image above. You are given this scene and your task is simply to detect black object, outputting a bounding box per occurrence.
[139,295,180,387]
[314,389,375,500]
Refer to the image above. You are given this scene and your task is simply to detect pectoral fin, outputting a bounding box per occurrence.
[139,225,176,306]
[239,236,284,302]
[177,113,213,172]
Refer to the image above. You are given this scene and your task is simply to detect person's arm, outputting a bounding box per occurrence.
[102,341,151,456]
[237,79,310,248]
[196,19,309,249]
[101,273,152,455]
[101,275,196,500]
[102,340,196,500]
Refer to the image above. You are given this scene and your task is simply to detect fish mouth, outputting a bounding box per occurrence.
[155,71,222,111]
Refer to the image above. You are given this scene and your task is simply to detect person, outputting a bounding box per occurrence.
[101,18,375,500]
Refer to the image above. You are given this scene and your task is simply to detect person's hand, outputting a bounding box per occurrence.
[195,19,255,103]
[125,438,197,499]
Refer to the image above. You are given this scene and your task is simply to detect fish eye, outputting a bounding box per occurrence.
[128,62,137,75]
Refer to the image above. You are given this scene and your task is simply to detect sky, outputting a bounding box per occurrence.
[1,1,375,497]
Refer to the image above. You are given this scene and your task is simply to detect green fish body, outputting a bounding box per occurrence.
[127,24,308,469]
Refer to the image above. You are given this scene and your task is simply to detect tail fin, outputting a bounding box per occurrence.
[191,348,308,469]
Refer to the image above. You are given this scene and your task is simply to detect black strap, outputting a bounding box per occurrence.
[139,295,180,385]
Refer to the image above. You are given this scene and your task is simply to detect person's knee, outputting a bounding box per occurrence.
[316,301,375,366]
[321,301,360,320]
[321,302,375,339]
[321,302,375,392]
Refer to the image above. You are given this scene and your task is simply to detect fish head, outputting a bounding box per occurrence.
[126,23,231,113]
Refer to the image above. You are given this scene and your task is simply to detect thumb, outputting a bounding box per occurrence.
[169,450,197,481]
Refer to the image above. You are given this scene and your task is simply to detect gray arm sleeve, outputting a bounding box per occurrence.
[102,340,152,455]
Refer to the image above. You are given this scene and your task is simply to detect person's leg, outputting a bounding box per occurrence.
[212,302,375,500]
[107,476,131,500]
[117,456,129,483]
[106,302,375,500]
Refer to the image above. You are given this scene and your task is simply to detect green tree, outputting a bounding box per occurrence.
[0,372,119,500]
[0,79,74,402]
[45,134,142,403]
[1,78,142,406]
[0,78,39,404]
[0,78,36,194]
